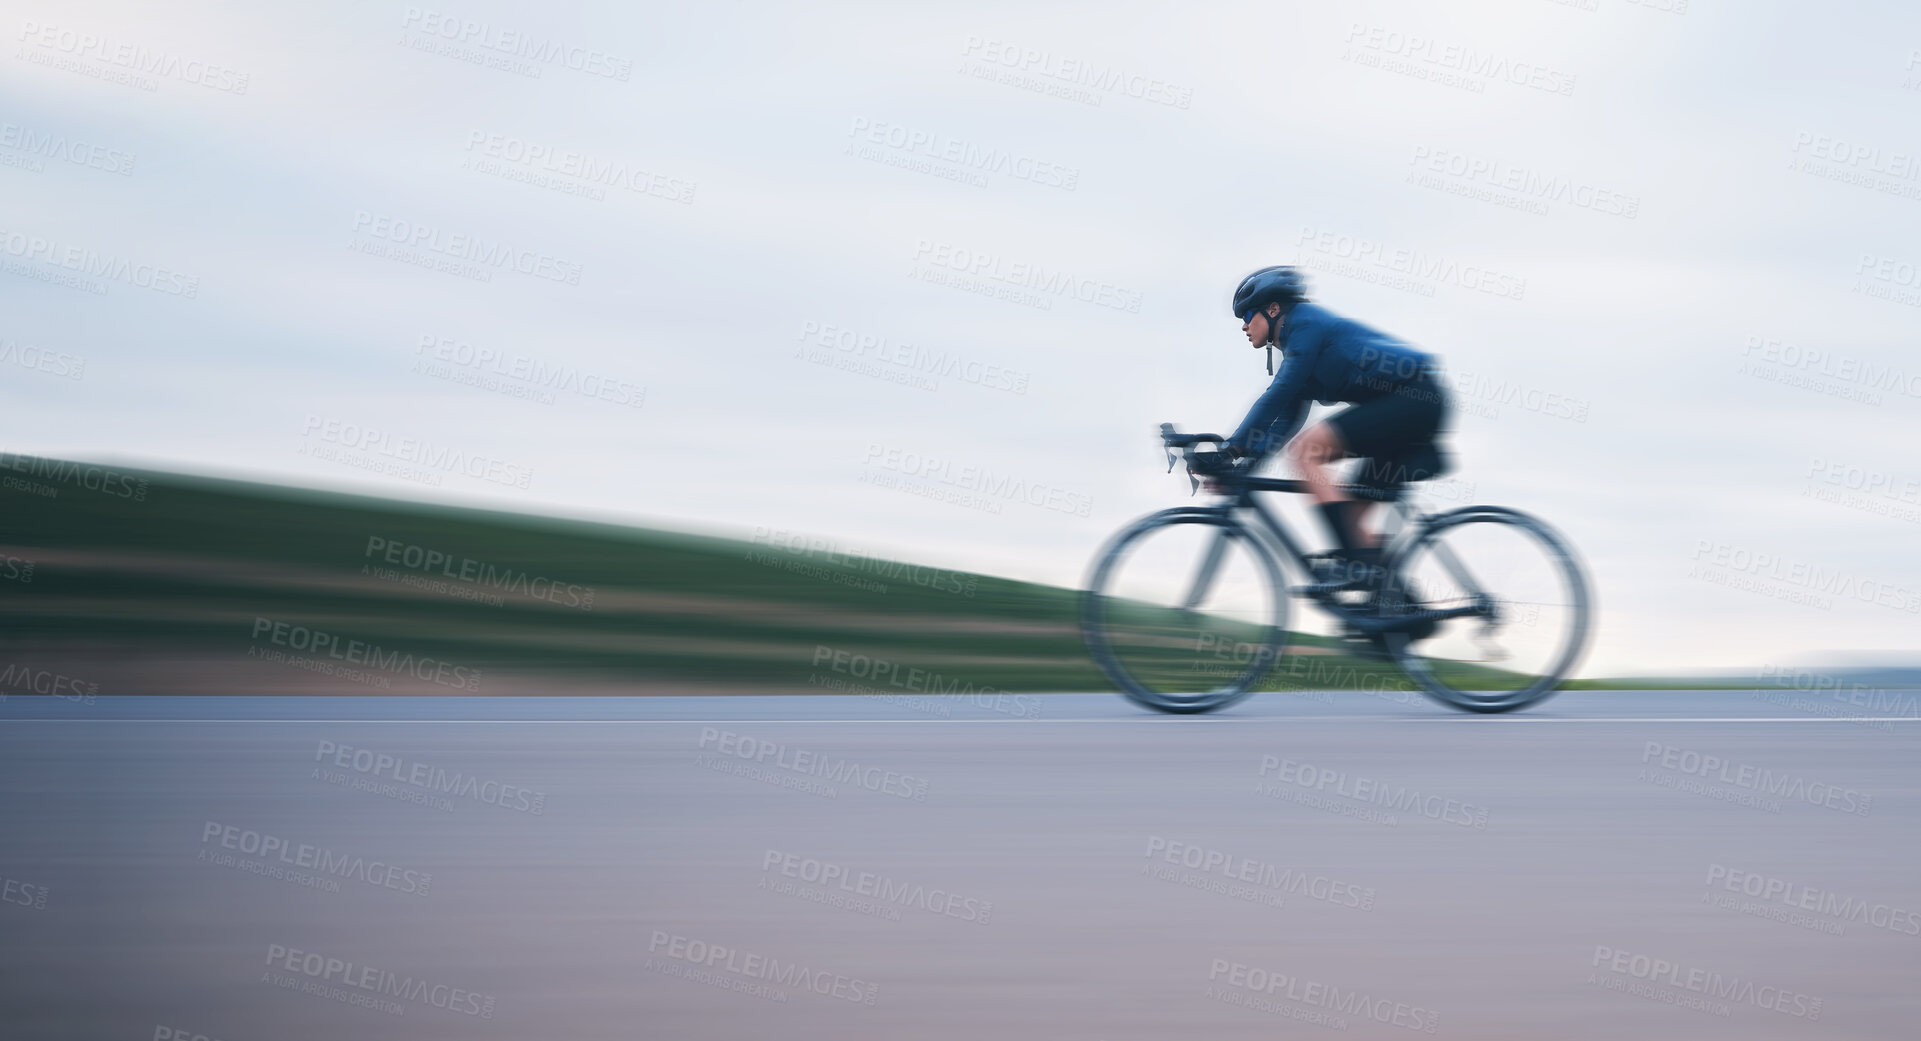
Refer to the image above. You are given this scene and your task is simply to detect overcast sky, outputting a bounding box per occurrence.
[5,0,1919,676]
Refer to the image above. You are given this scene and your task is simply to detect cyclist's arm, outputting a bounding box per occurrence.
[1226,334,1321,460]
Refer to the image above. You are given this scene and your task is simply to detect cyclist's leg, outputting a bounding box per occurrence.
[1284,422,1357,548]
[1348,467,1393,550]
[1286,422,1348,502]
[1327,378,1448,554]
[1290,422,1352,499]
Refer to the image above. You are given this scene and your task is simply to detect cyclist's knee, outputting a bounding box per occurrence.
[1289,426,1340,467]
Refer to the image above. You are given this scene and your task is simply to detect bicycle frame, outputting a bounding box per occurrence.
[1235,476,1401,573]
[1091,427,1591,712]
[1201,474,1496,634]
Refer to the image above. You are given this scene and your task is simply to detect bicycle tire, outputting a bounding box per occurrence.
[1080,507,1290,713]
[1383,506,1591,713]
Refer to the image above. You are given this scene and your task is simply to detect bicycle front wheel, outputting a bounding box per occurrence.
[1384,506,1591,713]
[1080,508,1290,713]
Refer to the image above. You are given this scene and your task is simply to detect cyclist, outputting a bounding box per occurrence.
[1191,266,1452,596]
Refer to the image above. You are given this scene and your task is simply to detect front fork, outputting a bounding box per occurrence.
[1181,528,1232,610]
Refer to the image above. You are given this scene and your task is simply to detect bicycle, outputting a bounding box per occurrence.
[1079,424,1592,714]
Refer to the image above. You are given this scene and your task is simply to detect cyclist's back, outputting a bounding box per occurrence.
[1228,300,1442,458]
[1285,302,1437,401]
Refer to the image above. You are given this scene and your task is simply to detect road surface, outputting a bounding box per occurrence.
[2,690,1916,1039]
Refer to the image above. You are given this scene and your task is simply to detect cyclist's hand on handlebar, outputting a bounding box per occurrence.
[1185,445,1244,476]
[1160,425,1241,492]
[1186,446,1247,494]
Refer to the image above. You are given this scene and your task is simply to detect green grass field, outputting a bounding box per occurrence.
[0,456,1775,698]
[0,458,1432,698]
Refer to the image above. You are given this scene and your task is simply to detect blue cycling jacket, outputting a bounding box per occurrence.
[1226,302,1437,458]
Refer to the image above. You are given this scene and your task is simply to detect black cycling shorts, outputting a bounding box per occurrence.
[1326,374,1451,489]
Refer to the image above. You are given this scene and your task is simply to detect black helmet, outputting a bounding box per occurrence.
[1231,266,1308,321]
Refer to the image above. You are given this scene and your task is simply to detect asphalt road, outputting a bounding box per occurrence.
[2,690,1917,1040]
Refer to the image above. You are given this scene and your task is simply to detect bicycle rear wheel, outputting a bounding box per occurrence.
[1080,509,1289,713]
[1383,507,1590,712]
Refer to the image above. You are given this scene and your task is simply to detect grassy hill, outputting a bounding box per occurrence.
[1,457,1419,699]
